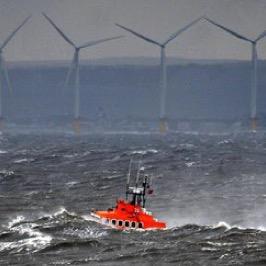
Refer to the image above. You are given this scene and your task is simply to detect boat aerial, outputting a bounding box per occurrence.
[91,161,166,230]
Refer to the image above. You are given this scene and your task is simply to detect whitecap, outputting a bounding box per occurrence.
[66,181,78,187]
[257,226,266,231]
[212,221,266,232]
[0,170,14,177]
[206,241,234,247]
[217,139,233,145]
[185,162,195,167]
[201,247,218,252]
[8,215,25,229]
[3,218,52,253]
[212,221,232,230]
[53,207,77,218]
[14,158,34,164]
[39,207,69,220]
[130,149,158,155]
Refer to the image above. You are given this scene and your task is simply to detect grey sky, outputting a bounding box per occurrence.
[1,0,266,61]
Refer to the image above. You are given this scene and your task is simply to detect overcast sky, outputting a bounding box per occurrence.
[1,0,266,61]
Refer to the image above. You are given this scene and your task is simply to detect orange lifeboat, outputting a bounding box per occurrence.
[91,162,166,230]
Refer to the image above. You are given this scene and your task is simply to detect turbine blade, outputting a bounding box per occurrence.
[0,15,31,50]
[255,30,266,42]
[42,12,76,48]
[65,52,76,87]
[115,23,162,46]
[204,17,253,43]
[163,17,203,45]
[2,57,12,94]
[78,35,124,49]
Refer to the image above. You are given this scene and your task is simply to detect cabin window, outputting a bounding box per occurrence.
[112,219,116,225]
[131,221,136,228]
[139,222,143,229]
[125,221,130,227]
[118,220,123,226]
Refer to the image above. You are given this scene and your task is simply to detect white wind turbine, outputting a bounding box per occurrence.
[116,17,203,133]
[204,17,266,130]
[0,16,31,127]
[43,13,123,133]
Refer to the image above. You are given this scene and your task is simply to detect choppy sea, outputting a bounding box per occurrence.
[1,132,266,265]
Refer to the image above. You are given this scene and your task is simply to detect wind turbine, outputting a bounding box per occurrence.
[42,13,123,133]
[204,17,266,130]
[0,16,31,129]
[116,17,203,133]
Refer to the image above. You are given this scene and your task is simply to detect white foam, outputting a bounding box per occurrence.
[201,247,218,252]
[63,227,107,239]
[0,170,14,177]
[185,162,196,167]
[65,181,78,187]
[130,149,158,155]
[3,218,52,253]
[206,241,234,247]
[218,139,233,145]
[8,215,25,229]
[257,226,266,231]
[52,207,68,217]
[212,221,232,230]
[211,221,263,231]
[14,158,34,163]
[81,214,97,222]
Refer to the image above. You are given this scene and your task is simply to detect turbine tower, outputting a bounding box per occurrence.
[204,17,266,130]
[0,16,31,130]
[43,13,123,133]
[116,17,203,133]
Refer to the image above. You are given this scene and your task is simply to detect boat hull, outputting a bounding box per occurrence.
[91,199,166,230]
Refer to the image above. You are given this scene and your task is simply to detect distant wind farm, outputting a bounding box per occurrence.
[0,12,266,133]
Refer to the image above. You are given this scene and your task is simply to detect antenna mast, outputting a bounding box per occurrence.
[126,159,132,200]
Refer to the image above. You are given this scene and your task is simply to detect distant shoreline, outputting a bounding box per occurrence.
[6,57,255,68]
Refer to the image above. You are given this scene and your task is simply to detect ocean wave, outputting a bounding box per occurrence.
[1,208,109,254]
[167,220,266,233]
[212,221,266,232]
[41,239,101,253]
[1,216,52,254]
[0,170,15,178]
